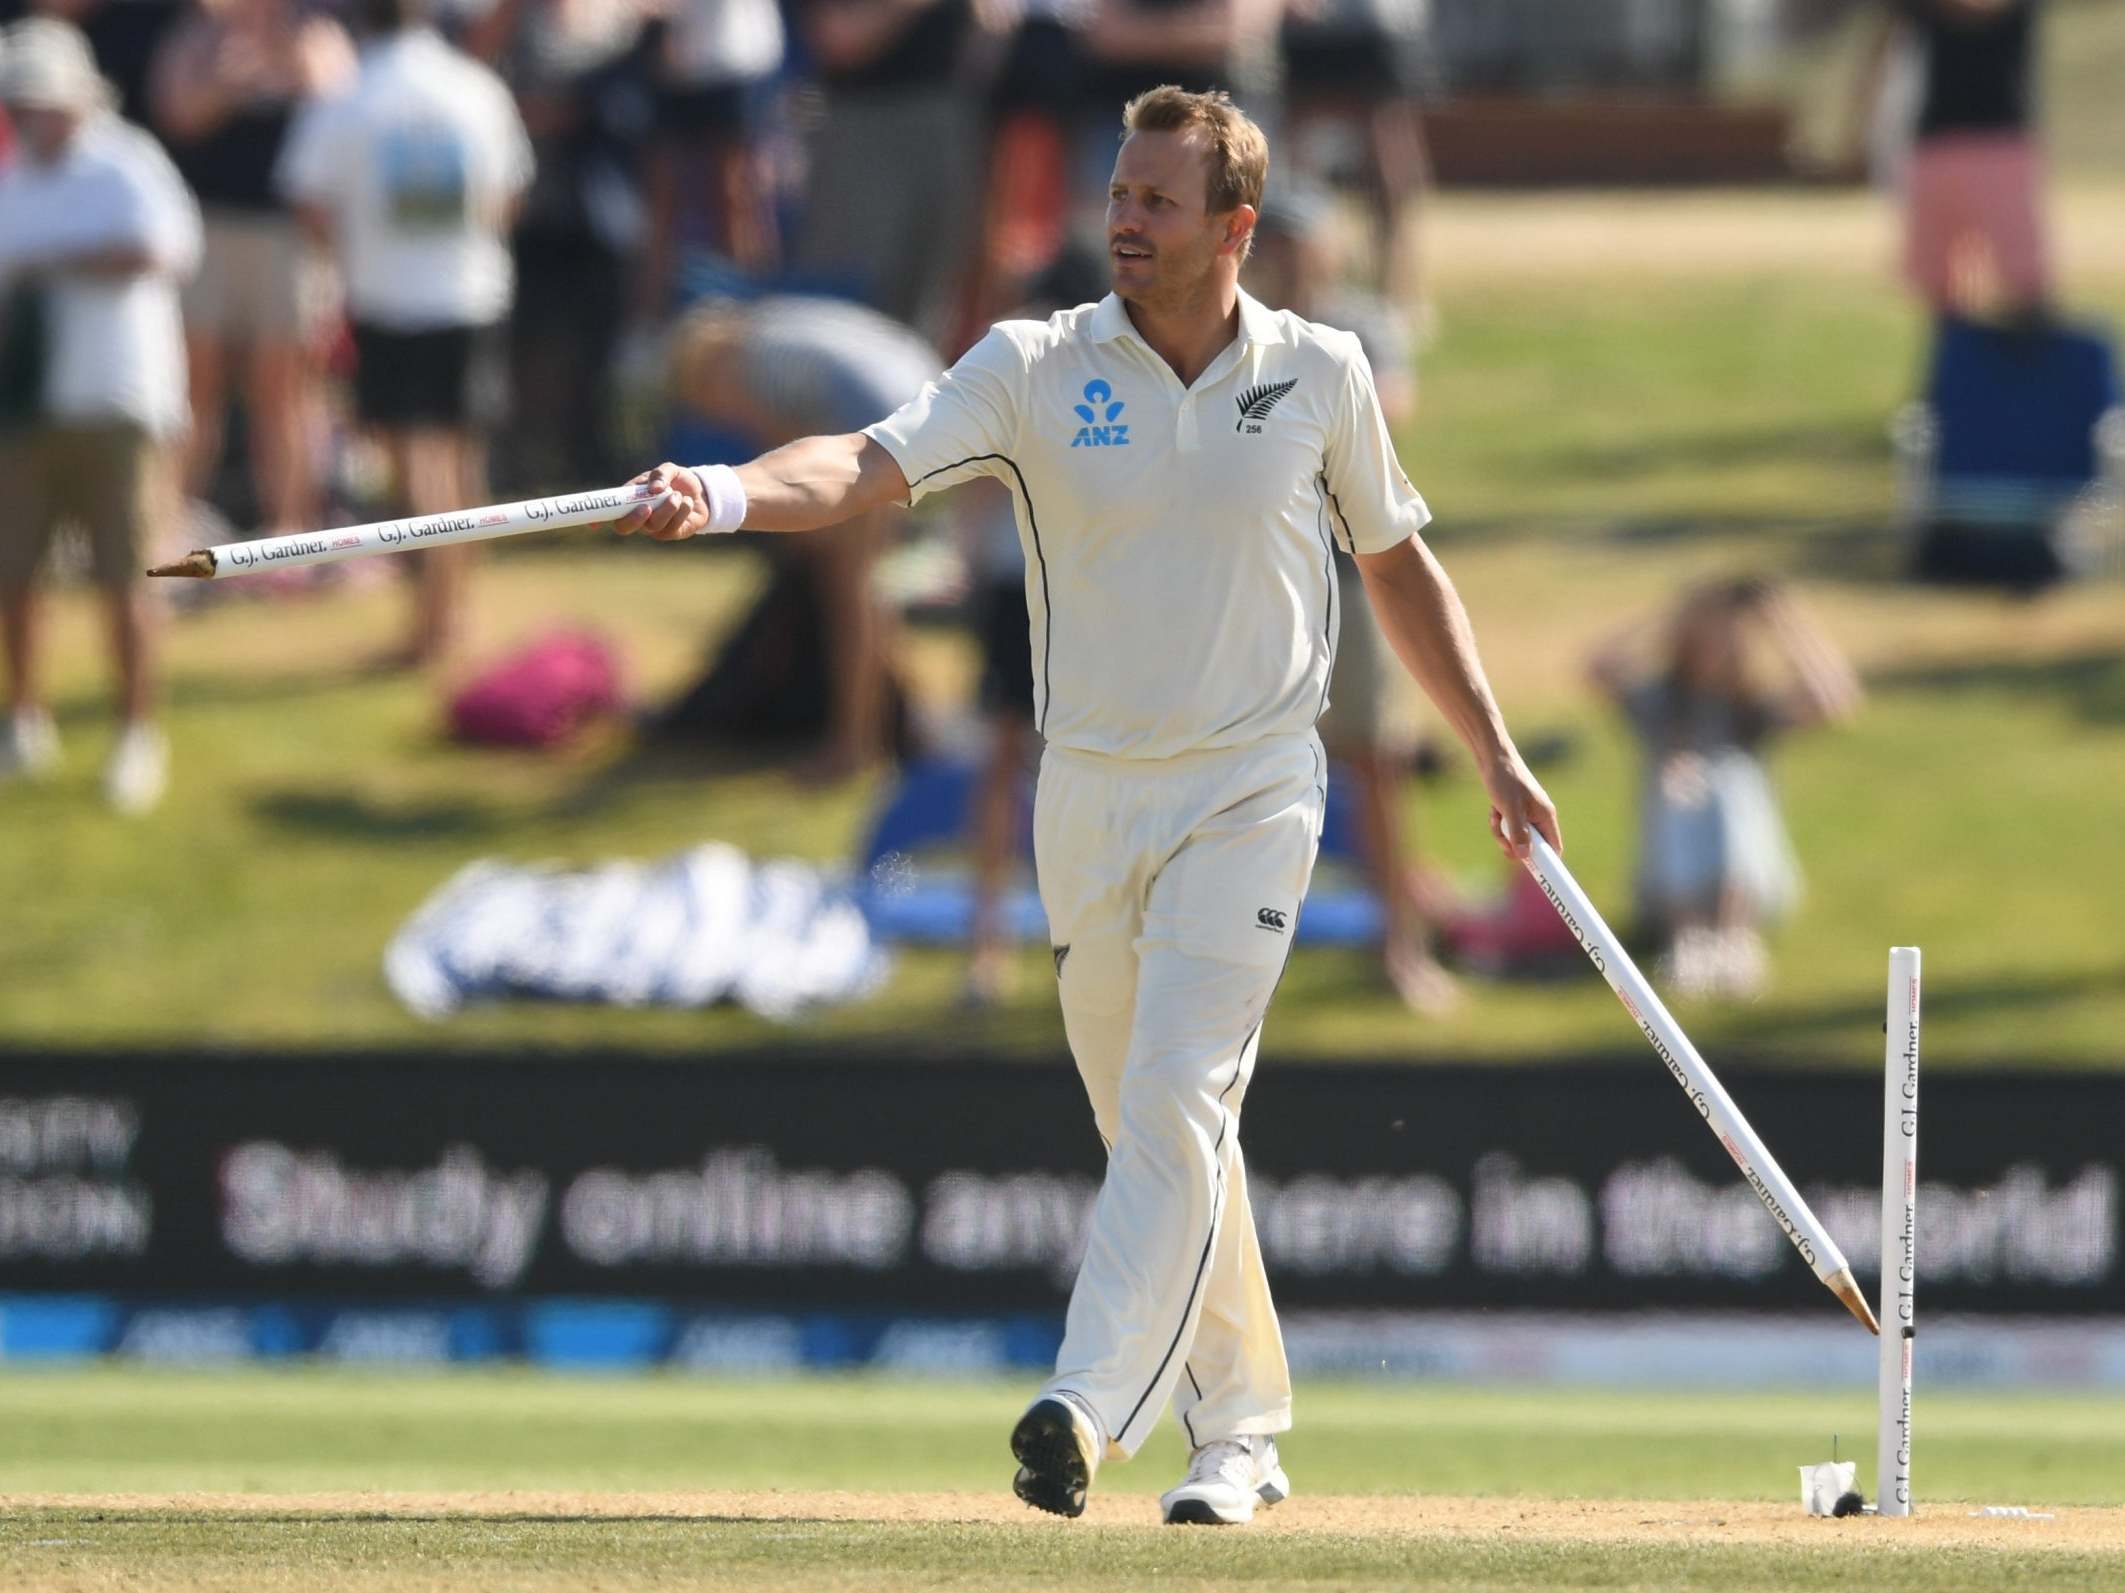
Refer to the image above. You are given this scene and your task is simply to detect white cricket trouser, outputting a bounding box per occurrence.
[1033,730,1326,1459]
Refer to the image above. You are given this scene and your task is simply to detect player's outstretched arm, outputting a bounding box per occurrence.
[612,433,912,540]
[1355,534,1561,861]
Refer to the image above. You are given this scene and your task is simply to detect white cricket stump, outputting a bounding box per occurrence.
[147,482,671,579]
[1878,947,1922,1517]
[1521,836,1878,1333]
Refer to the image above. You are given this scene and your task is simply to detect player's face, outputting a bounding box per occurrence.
[1106,130,1240,310]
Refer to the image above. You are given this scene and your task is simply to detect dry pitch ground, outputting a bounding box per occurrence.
[11,1487,2120,1541]
[6,1491,2122,1592]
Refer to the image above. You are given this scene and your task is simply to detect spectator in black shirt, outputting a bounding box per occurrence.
[789,0,983,340]
[1897,0,2049,320]
[151,0,352,535]
[462,0,651,493]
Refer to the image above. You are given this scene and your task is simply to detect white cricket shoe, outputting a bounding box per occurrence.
[1161,1435,1291,1526]
[0,708,60,783]
[1010,1393,1102,1518]
[104,722,168,815]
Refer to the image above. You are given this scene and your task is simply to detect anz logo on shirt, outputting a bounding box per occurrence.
[1068,379,1130,447]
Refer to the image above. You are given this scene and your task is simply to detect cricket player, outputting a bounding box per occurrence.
[613,86,1560,1525]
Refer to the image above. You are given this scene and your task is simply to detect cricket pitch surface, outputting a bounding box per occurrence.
[10,1488,2124,1541]
[8,1489,2125,1593]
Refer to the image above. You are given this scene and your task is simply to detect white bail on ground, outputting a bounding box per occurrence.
[1520,834,1880,1335]
[1800,1460,1858,1517]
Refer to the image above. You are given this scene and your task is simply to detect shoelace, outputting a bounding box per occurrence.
[1182,1439,1254,1489]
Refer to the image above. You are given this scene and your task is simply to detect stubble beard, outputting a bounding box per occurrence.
[1113,246,1221,319]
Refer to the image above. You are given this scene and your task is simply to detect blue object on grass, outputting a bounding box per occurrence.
[1931,316,2119,494]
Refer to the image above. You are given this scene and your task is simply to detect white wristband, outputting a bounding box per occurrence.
[691,464,748,535]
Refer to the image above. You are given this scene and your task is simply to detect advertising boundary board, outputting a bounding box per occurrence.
[0,1049,2117,1320]
[9,1296,2125,1387]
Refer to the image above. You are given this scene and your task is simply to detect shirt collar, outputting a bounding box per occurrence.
[1237,288,1289,348]
[1089,293,1136,344]
[1088,288,1291,350]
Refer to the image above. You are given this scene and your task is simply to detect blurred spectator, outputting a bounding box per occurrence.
[151,0,352,536]
[1406,855,1581,979]
[1247,181,1410,406]
[790,0,981,340]
[1245,183,1454,1013]
[278,0,532,670]
[464,0,652,493]
[1586,577,1862,999]
[1895,0,2050,322]
[1076,0,1278,155]
[665,293,939,781]
[952,0,1086,346]
[0,16,199,811]
[631,0,782,324]
[0,0,184,126]
[1278,0,1431,297]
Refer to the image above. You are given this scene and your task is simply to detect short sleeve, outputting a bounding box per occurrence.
[275,96,348,209]
[1320,335,1432,556]
[129,137,203,280]
[486,73,534,198]
[863,326,1024,505]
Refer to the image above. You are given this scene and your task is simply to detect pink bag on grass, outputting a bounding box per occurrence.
[448,631,623,748]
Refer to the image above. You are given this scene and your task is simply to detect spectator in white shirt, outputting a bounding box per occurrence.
[278,0,532,669]
[0,17,200,812]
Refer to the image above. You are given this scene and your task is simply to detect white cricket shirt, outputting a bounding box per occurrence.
[276,28,533,330]
[865,290,1432,760]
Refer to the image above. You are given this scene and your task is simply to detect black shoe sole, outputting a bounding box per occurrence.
[1162,1499,1241,1526]
[1011,1400,1090,1519]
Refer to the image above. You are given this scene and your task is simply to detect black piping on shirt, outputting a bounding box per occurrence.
[911,453,1051,734]
[1310,473,1342,725]
[1321,480,1357,555]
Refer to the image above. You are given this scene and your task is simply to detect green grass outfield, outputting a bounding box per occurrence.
[3,1369,2123,1590]
[12,183,2125,1065]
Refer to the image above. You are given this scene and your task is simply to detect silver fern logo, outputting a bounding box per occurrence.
[1235,378,1297,433]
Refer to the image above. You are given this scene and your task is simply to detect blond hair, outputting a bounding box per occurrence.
[1120,86,1269,218]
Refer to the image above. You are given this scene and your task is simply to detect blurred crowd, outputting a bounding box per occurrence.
[0,0,1448,801]
[0,0,2065,1009]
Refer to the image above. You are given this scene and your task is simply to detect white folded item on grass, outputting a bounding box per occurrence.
[385,842,889,1021]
